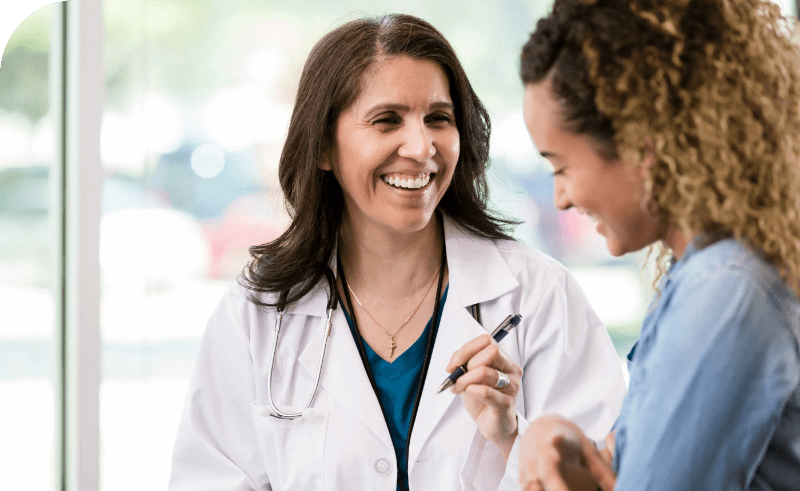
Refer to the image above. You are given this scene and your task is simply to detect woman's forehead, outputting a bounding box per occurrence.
[350,56,452,112]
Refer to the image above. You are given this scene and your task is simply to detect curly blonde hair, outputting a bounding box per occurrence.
[521,0,800,296]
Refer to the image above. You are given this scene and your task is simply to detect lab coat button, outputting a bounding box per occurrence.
[374,458,391,475]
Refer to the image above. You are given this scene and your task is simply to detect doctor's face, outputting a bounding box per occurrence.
[523,81,661,257]
[322,55,460,236]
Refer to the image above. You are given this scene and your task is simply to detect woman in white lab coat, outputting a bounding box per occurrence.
[169,14,625,491]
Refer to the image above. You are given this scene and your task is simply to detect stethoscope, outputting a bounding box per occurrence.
[267,267,338,419]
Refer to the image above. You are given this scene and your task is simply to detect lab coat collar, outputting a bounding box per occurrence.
[285,214,519,318]
[442,216,519,307]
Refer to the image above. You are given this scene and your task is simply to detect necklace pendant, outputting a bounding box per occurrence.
[388,338,396,358]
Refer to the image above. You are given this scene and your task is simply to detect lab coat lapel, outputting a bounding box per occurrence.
[407,290,486,470]
[290,247,393,450]
[407,216,520,471]
[297,304,394,450]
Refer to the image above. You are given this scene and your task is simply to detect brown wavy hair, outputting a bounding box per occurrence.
[521,0,800,296]
[241,14,516,308]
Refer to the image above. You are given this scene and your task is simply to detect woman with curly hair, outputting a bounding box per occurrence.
[516,0,800,489]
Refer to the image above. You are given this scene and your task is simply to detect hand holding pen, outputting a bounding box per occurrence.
[438,314,522,393]
[441,313,524,460]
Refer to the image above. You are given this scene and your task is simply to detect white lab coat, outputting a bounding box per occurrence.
[169,217,626,491]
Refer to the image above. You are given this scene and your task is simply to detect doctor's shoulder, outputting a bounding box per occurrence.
[198,279,283,342]
[487,238,611,352]
[493,238,593,308]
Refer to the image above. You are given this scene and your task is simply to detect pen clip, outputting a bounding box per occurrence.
[489,315,513,337]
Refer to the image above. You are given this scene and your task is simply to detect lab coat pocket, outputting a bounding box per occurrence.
[251,404,329,491]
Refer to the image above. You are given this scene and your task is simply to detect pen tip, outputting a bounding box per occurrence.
[510,314,522,326]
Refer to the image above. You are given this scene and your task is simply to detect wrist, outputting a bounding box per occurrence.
[497,416,519,463]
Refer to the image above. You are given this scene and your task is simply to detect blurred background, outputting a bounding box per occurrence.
[1,0,797,489]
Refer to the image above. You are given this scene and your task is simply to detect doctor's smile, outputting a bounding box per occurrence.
[381,172,433,190]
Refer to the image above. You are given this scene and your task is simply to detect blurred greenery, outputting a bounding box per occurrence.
[0,6,51,121]
[3,1,554,116]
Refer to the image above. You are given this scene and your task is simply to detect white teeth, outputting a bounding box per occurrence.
[382,173,431,190]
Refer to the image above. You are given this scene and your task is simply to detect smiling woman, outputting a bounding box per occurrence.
[523,81,662,258]
[517,0,800,490]
[168,12,625,491]
[322,56,459,236]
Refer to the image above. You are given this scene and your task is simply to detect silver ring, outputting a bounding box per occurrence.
[494,371,510,389]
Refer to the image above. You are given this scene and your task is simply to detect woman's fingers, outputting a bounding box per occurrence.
[463,382,516,408]
[448,338,522,395]
[466,340,522,375]
[588,431,616,490]
[605,431,616,458]
[445,333,492,372]
[519,452,571,491]
[448,334,523,457]
[519,415,615,491]
[519,479,544,491]
[582,442,617,491]
[451,364,518,394]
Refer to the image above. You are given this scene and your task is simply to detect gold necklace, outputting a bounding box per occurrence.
[345,271,438,358]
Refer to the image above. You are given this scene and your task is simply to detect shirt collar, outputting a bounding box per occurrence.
[666,234,713,277]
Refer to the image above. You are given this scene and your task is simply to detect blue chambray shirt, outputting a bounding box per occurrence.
[612,238,800,490]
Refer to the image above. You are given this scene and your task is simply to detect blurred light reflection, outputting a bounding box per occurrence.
[190,143,226,178]
[203,85,291,151]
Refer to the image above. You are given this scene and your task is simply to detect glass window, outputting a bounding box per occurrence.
[0,4,58,490]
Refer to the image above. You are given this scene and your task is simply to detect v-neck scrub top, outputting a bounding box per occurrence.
[342,286,448,491]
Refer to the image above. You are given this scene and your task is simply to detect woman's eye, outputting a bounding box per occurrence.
[427,113,454,124]
[373,116,400,126]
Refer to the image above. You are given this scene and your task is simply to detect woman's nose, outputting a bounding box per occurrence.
[397,122,436,161]
[553,180,572,211]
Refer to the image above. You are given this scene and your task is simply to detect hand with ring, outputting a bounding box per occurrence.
[445,333,523,461]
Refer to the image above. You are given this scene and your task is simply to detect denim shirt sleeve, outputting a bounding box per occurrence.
[614,264,800,490]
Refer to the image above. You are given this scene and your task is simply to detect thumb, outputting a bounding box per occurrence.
[605,431,616,456]
[582,438,616,491]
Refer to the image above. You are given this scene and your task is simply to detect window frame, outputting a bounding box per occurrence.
[53,1,104,490]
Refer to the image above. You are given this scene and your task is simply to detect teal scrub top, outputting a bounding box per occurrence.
[341,286,448,491]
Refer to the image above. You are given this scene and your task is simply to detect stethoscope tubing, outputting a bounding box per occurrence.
[267,268,337,419]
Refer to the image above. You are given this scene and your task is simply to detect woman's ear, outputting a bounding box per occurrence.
[638,153,654,179]
[638,137,655,179]
[318,149,333,171]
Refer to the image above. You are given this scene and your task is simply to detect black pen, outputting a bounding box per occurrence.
[437,314,522,394]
